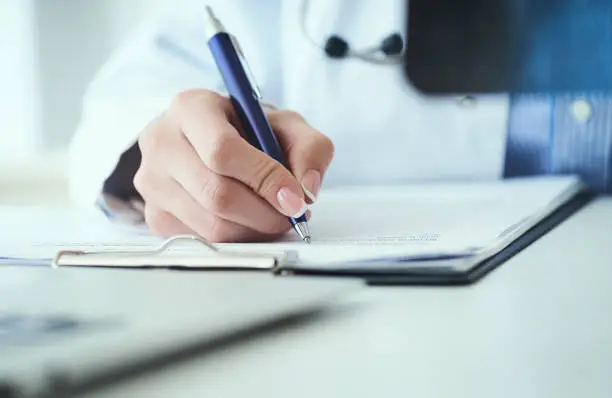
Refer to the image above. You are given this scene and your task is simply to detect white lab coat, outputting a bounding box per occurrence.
[69,0,510,208]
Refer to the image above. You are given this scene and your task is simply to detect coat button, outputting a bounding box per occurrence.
[570,98,592,122]
[457,96,477,108]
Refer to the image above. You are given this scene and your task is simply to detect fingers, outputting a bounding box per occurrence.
[137,114,290,238]
[135,167,273,243]
[267,110,335,203]
[169,90,308,218]
[138,88,332,244]
[164,132,291,235]
[142,204,196,237]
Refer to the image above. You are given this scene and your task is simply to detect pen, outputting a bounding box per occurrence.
[203,6,311,243]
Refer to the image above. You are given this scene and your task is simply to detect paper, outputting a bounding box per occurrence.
[216,175,583,264]
[0,206,165,265]
[0,176,582,266]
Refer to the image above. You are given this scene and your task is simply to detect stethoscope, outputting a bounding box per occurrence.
[299,0,405,65]
[297,0,478,107]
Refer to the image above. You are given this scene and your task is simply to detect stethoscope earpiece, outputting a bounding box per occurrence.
[380,33,404,56]
[323,33,404,60]
[300,0,404,65]
[324,35,350,58]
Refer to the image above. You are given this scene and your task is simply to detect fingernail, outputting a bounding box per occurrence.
[277,187,307,218]
[300,170,321,203]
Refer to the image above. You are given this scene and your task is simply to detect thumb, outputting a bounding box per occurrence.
[268,110,335,203]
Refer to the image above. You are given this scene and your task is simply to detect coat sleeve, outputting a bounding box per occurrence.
[68,0,280,212]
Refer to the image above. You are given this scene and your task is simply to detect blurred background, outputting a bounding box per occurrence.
[0,0,164,205]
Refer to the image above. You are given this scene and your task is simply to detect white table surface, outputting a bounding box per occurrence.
[81,197,612,398]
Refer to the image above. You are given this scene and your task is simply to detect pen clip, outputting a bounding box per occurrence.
[230,35,262,100]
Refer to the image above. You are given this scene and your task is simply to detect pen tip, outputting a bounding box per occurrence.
[205,4,217,20]
[304,236,312,244]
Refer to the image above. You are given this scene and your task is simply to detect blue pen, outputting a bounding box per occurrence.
[204,6,311,243]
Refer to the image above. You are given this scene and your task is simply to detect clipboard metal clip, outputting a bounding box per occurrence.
[52,235,298,271]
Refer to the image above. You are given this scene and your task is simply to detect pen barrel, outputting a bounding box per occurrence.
[207,32,307,227]
[207,33,288,167]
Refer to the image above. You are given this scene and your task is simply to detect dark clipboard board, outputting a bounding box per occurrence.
[275,189,595,286]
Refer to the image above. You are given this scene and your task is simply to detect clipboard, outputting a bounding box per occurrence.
[274,189,595,286]
[51,185,594,287]
[52,235,298,271]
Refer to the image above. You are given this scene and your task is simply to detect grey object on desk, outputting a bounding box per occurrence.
[0,266,357,397]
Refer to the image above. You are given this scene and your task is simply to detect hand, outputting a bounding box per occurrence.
[133,89,334,242]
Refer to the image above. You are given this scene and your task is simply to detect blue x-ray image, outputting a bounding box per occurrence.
[404,0,612,94]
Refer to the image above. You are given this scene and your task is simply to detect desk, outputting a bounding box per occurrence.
[81,198,612,398]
